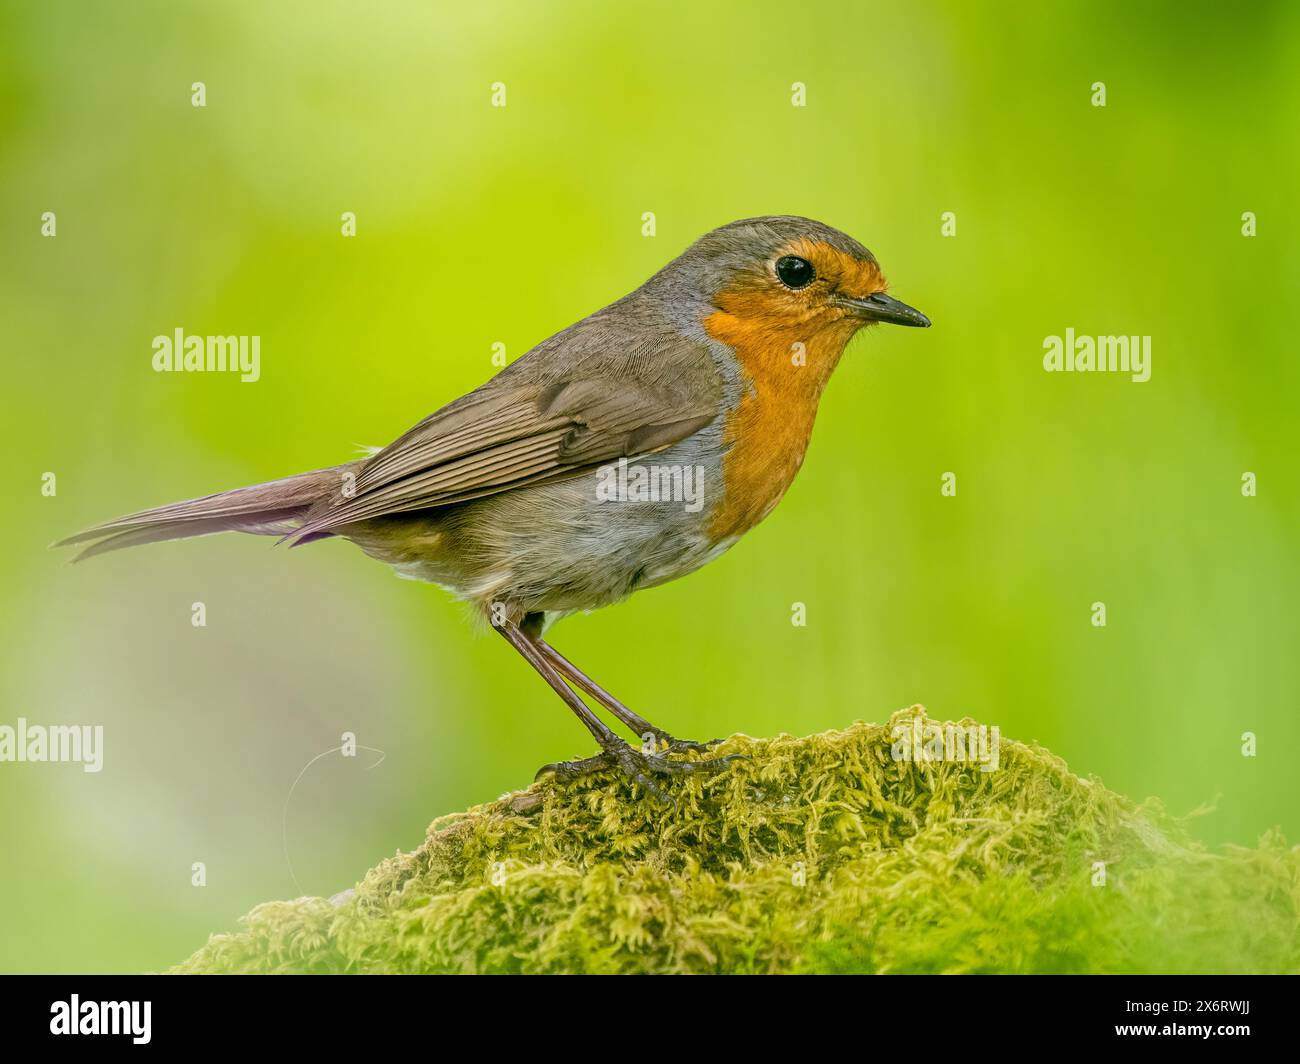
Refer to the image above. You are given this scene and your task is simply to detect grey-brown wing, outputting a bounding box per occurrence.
[286,348,721,542]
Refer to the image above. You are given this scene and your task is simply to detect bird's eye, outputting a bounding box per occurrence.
[775,255,815,290]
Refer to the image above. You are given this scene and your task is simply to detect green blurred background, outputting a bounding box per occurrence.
[2,0,1297,972]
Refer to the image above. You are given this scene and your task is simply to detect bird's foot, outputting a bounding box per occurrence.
[663,736,726,756]
[636,730,726,757]
[535,740,742,803]
[533,751,613,783]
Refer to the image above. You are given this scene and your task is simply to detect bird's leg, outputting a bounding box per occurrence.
[527,634,722,755]
[495,615,737,801]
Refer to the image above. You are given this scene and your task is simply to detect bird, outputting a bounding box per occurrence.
[58,216,930,799]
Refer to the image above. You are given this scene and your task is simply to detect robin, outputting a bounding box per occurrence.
[60,216,930,798]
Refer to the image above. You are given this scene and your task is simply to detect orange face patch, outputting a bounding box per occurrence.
[786,236,886,300]
[703,240,886,542]
[709,237,886,336]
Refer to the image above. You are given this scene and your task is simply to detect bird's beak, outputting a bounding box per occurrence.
[840,292,931,328]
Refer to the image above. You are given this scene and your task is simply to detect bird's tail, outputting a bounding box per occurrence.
[54,463,358,562]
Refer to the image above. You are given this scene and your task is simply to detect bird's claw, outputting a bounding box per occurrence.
[663,736,725,755]
[635,730,725,756]
[535,741,742,804]
[534,751,612,783]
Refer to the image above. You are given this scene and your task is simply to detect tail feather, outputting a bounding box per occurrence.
[55,465,353,562]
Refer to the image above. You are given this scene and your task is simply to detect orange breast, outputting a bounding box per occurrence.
[704,305,857,543]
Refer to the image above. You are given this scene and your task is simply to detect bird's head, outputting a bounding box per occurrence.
[658,215,929,338]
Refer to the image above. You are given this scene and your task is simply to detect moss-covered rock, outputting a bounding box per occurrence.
[174,707,1300,974]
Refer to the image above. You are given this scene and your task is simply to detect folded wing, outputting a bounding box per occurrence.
[286,343,722,544]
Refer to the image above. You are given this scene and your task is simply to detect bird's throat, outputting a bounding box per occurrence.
[702,308,858,543]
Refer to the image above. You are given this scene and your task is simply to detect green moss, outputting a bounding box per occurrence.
[174,707,1300,974]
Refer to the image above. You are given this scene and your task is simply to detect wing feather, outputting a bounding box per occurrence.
[285,337,723,543]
